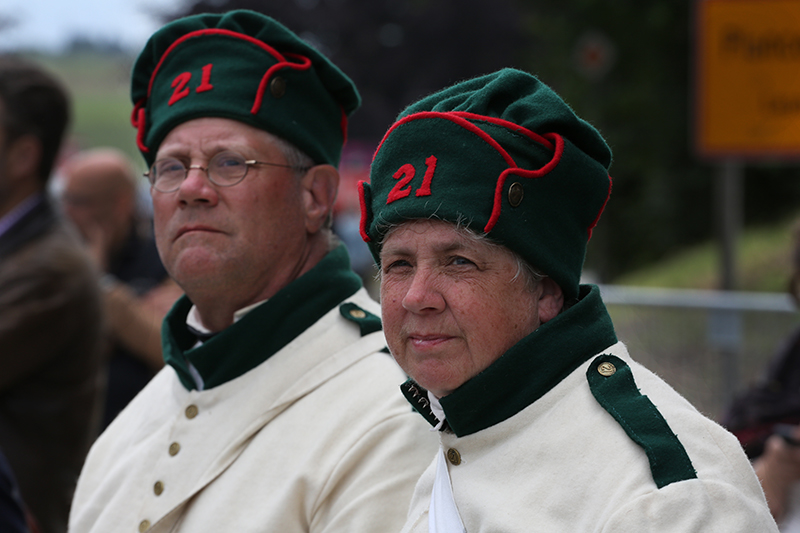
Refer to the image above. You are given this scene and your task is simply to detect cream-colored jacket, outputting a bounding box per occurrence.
[401,343,778,532]
[70,289,436,533]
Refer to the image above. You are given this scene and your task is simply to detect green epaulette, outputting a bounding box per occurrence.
[339,302,382,336]
[587,354,697,489]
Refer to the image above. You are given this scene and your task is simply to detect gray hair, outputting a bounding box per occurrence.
[266,131,339,239]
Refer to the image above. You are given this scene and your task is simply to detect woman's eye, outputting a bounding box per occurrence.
[450,256,475,267]
[384,259,411,272]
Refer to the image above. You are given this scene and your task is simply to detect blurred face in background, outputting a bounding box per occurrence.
[59,150,137,250]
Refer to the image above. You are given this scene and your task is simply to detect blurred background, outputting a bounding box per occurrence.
[2,0,800,420]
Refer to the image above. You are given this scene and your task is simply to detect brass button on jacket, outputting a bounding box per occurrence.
[597,362,616,377]
[169,442,181,456]
[446,448,461,465]
[139,519,151,532]
[154,481,164,496]
[185,404,199,419]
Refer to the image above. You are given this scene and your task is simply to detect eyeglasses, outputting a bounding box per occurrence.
[145,151,309,193]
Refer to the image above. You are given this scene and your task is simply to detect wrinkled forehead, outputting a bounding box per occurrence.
[380,218,504,256]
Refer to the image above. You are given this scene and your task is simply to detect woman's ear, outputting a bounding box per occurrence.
[300,164,339,234]
[537,277,564,324]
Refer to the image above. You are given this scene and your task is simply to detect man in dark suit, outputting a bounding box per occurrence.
[0,55,105,533]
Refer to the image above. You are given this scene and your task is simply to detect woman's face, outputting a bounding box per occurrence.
[379,219,562,397]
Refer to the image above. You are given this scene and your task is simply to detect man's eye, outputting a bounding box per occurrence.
[214,154,245,168]
[156,160,185,175]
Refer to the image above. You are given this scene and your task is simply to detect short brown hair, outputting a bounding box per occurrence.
[0,55,70,184]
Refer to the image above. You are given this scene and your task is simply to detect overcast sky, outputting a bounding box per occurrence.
[0,0,184,53]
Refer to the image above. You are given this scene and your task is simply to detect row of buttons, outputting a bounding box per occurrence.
[138,404,198,532]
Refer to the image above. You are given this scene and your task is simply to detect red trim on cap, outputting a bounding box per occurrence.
[484,132,564,233]
[147,29,286,98]
[131,99,149,153]
[357,180,371,242]
[449,111,555,151]
[251,52,312,114]
[587,175,613,241]
[373,111,518,167]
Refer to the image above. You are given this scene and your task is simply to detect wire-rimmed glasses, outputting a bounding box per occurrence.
[145,151,309,193]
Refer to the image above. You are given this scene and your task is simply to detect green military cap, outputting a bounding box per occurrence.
[130,9,360,167]
[359,68,612,301]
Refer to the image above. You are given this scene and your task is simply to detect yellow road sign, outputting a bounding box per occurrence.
[696,0,800,158]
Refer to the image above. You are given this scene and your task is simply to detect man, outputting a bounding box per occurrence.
[0,56,104,533]
[59,148,182,428]
[358,68,779,531]
[70,11,435,533]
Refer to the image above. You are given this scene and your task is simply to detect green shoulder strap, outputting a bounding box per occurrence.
[587,354,697,489]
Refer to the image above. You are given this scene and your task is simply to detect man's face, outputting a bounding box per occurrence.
[379,219,546,398]
[151,117,310,307]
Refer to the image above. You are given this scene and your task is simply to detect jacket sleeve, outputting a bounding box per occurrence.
[602,478,779,532]
[0,238,102,390]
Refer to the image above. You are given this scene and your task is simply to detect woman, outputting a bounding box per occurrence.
[358,68,778,532]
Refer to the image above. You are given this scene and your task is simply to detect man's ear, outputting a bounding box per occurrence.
[6,135,42,183]
[301,164,339,234]
[537,277,564,324]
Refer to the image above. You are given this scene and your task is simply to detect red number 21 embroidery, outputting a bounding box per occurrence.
[386,155,437,204]
[168,64,215,106]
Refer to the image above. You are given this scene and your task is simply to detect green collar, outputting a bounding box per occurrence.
[162,245,363,390]
[401,284,617,437]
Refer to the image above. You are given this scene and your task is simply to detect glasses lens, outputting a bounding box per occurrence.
[209,152,248,186]
[152,158,186,191]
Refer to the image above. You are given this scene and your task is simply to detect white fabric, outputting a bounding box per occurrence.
[429,447,466,533]
[400,342,779,533]
[428,392,446,431]
[70,288,438,533]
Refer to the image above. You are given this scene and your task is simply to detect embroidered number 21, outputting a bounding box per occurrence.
[386,155,438,204]
[168,64,215,106]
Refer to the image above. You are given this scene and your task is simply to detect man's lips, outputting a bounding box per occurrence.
[175,225,222,240]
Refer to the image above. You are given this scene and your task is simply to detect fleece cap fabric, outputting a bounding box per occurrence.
[359,68,612,301]
[130,9,360,167]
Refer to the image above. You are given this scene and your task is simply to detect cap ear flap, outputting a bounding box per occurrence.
[358,180,373,243]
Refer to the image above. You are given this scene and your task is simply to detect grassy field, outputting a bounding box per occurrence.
[613,216,800,293]
[25,51,143,169]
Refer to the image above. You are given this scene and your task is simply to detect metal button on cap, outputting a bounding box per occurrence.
[270,76,287,98]
[598,362,616,376]
[508,182,524,207]
[154,481,164,496]
[349,309,367,319]
[446,448,461,465]
[185,405,198,419]
[139,519,151,532]
[169,442,181,456]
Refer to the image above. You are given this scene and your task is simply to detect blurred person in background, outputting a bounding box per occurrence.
[69,11,435,533]
[0,55,104,533]
[359,67,779,532]
[58,148,182,428]
[725,220,800,529]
